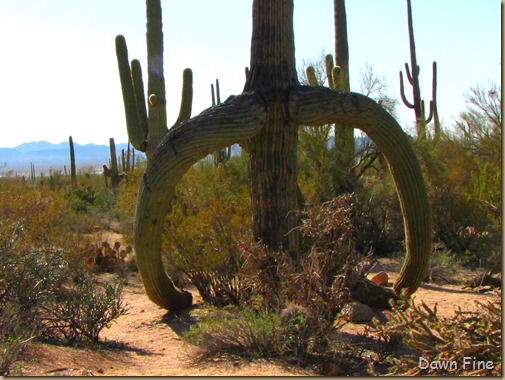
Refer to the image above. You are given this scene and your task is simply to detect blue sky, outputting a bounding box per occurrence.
[0,0,501,148]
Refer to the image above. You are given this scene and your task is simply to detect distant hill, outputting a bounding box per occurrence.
[0,141,144,177]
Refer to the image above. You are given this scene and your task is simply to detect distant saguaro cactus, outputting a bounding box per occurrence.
[103,138,120,189]
[211,79,232,166]
[304,0,355,194]
[399,0,440,140]
[115,0,193,159]
[68,136,76,186]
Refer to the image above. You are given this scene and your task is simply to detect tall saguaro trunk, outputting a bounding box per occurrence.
[333,0,355,194]
[145,0,168,157]
[131,0,432,311]
[244,0,301,259]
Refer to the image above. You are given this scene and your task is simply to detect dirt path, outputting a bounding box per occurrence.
[19,260,499,376]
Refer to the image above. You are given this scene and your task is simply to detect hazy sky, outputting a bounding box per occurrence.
[0,0,501,148]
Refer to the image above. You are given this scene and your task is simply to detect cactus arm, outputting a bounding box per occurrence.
[405,62,414,85]
[399,71,415,109]
[288,85,432,296]
[134,93,266,310]
[131,59,149,143]
[305,66,318,86]
[324,54,335,89]
[215,79,221,105]
[115,35,147,151]
[174,68,193,127]
[211,83,216,107]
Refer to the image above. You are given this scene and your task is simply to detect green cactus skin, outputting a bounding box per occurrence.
[115,0,193,159]
[132,0,432,311]
[174,68,193,127]
[103,138,120,188]
[68,136,76,186]
[288,86,432,295]
[115,35,146,152]
[305,66,318,87]
[131,59,149,143]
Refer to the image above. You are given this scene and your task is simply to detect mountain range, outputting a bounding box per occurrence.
[0,141,140,177]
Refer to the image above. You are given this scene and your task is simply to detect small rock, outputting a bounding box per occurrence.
[341,302,374,322]
[371,271,389,286]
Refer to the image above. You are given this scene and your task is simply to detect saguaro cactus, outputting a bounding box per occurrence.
[132,0,432,311]
[103,138,120,189]
[399,0,440,140]
[115,0,193,159]
[306,0,355,194]
[68,136,76,186]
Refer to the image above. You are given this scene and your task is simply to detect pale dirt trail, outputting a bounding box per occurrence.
[20,259,499,377]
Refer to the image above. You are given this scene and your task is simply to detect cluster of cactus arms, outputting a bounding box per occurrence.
[399,0,440,140]
[210,79,232,166]
[128,0,432,311]
[115,0,193,159]
[119,142,135,172]
[68,136,77,186]
[305,0,355,194]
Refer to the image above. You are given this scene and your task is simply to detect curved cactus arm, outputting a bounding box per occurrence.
[134,93,266,310]
[399,71,415,109]
[116,35,147,151]
[173,68,193,127]
[288,85,432,296]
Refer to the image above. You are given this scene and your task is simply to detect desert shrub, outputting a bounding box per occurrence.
[425,247,464,284]
[0,305,35,376]
[162,156,251,305]
[0,245,128,345]
[241,195,372,325]
[370,297,501,376]
[184,307,282,361]
[38,271,128,343]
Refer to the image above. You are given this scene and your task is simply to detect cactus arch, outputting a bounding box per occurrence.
[132,0,432,310]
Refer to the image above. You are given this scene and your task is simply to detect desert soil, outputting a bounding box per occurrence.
[19,254,499,377]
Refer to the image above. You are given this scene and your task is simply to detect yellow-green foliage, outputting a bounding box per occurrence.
[162,155,252,303]
[0,180,76,252]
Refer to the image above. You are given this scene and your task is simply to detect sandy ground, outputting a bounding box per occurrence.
[18,257,499,377]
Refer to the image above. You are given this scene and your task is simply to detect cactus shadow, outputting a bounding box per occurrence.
[160,307,199,337]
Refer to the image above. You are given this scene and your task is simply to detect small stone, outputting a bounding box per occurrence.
[326,363,344,376]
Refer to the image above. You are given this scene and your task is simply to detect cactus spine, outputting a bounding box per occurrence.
[68,136,76,186]
[115,0,193,159]
[399,0,440,140]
